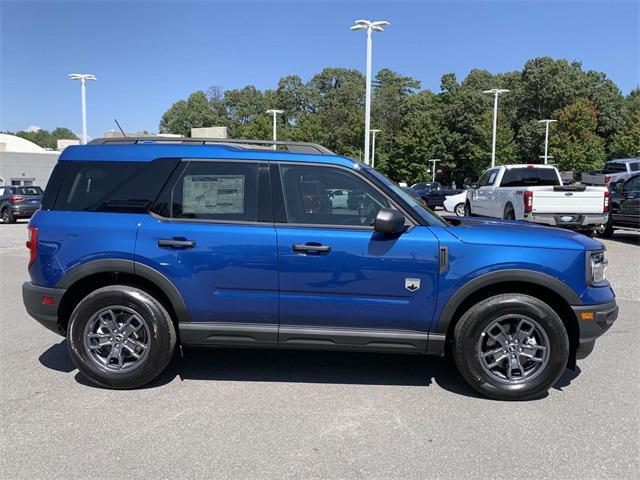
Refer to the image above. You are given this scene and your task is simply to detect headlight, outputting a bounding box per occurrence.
[588,251,608,285]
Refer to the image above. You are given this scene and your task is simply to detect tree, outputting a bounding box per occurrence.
[7,127,78,149]
[550,99,606,173]
[159,91,219,136]
[608,109,640,158]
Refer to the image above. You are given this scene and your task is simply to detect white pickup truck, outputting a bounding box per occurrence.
[581,158,640,186]
[465,164,609,235]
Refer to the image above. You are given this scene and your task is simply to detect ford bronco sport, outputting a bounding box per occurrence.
[22,138,618,400]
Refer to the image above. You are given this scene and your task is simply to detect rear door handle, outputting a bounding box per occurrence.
[292,243,331,254]
[157,239,196,249]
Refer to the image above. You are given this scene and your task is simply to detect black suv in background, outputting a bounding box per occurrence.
[598,174,640,238]
[0,185,43,224]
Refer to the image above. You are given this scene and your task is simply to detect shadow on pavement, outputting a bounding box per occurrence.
[39,341,579,400]
[601,231,640,246]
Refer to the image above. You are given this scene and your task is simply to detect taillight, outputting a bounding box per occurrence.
[604,175,611,184]
[10,195,24,203]
[523,191,534,213]
[603,190,610,213]
[26,226,38,268]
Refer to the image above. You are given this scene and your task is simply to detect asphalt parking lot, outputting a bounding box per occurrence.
[0,220,638,479]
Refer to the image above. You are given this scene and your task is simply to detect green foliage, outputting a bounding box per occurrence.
[3,127,78,149]
[158,57,633,184]
[551,100,606,173]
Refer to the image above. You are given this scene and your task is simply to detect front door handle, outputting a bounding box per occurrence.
[158,239,196,249]
[292,243,331,254]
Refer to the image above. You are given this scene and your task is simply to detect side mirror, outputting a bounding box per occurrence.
[470,182,479,189]
[615,182,624,193]
[374,208,406,234]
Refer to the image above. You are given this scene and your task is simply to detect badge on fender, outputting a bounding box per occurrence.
[405,278,420,292]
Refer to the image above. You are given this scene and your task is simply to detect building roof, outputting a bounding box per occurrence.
[0,133,47,153]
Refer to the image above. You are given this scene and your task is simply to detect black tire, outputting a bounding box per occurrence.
[464,202,473,216]
[453,293,569,401]
[2,208,15,224]
[503,204,515,220]
[67,285,176,389]
[578,229,595,238]
[454,203,465,217]
[596,215,614,238]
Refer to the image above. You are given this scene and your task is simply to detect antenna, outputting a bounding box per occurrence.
[114,119,126,137]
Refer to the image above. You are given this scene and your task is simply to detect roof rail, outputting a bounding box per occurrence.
[87,137,336,155]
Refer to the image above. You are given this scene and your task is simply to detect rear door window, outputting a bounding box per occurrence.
[53,159,179,213]
[156,161,261,222]
[500,168,560,187]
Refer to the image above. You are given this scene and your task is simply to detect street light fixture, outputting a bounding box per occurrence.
[266,109,284,150]
[351,19,389,166]
[68,73,97,144]
[483,88,510,168]
[428,159,441,182]
[538,119,557,165]
[370,129,381,168]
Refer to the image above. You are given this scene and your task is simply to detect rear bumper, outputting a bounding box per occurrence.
[10,205,40,218]
[525,213,608,229]
[572,299,618,359]
[22,282,66,336]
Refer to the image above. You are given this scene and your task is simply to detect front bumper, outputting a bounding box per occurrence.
[22,282,66,336]
[524,213,608,229]
[572,299,618,359]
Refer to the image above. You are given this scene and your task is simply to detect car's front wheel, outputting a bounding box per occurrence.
[67,285,176,389]
[453,293,569,400]
[454,202,465,217]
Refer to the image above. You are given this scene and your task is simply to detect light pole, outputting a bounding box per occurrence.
[370,129,381,168]
[266,109,284,150]
[68,73,97,144]
[351,19,389,166]
[429,159,441,182]
[538,119,557,165]
[483,88,510,168]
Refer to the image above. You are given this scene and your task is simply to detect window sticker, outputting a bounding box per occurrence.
[182,174,245,214]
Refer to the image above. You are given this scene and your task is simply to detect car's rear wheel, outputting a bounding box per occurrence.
[67,285,176,389]
[453,293,569,401]
[454,203,465,217]
[2,208,15,224]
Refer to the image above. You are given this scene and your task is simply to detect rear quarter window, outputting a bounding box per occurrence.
[52,159,179,213]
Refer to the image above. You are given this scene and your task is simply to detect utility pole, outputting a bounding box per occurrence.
[351,19,389,165]
[68,73,97,144]
[266,109,284,150]
[483,88,510,168]
[429,159,441,182]
[370,129,380,168]
[538,119,557,164]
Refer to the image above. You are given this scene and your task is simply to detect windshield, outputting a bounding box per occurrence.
[365,168,448,226]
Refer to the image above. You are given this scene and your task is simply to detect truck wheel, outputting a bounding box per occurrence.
[503,204,515,220]
[67,285,176,389]
[596,216,614,238]
[454,203,465,217]
[2,208,15,224]
[453,293,569,401]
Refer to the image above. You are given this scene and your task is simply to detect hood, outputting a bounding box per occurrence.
[444,217,604,251]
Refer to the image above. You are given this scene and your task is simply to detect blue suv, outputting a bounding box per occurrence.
[22,138,618,400]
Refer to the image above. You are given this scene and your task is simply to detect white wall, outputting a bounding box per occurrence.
[0,151,60,187]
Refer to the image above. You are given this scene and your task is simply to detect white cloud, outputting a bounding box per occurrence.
[24,125,42,132]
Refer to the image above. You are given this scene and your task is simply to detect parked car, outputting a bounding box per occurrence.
[465,164,609,236]
[597,174,640,237]
[443,191,467,217]
[411,181,462,208]
[0,185,43,224]
[23,137,617,400]
[582,158,640,186]
[327,189,350,209]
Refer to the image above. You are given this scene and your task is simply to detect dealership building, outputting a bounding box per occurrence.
[0,134,63,187]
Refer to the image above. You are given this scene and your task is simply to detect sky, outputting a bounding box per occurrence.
[1,0,638,139]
